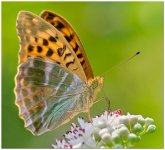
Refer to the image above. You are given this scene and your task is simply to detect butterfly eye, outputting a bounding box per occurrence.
[92,80,98,89]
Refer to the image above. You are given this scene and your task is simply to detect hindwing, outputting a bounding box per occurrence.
[15,57,84,135]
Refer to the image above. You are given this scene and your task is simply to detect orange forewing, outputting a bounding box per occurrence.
[40,10,94,80]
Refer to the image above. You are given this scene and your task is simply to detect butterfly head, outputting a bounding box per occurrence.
[88,76,103,99]
[91,77,103,89]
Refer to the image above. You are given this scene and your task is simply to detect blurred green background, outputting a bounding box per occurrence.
[2,2,163,148]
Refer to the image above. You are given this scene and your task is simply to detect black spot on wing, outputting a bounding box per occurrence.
[49,36,57,42]
[46,48,54,56]
[64,35,71,42]
[43,39,48,46]
[28,45,34,52]
[57,48,64,57]
[64,53,72,60]
[56,21,65,30]
[37,46,42,53]
[66,58,75,68]
[64,34,74,43]
[77,53,83,58]
[73,43,79,53]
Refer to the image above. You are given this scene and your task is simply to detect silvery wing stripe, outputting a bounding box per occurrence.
[64,74,82,95]
[51,72,69,98]
[56,74,82,111]
[44,62,55,85]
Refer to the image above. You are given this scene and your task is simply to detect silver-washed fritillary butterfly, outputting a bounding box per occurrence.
[15,10,103,136]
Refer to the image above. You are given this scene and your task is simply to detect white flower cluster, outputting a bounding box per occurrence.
[52,110,156,148]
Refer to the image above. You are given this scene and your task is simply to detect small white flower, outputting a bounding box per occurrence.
[145,117,154,126]
[117,126,129,140]
[138,116,145,125]
[119,115,129,127]
[101,133,112,144]
[52,110,156,148]
[146,124,156,133]
[99,128,109,137]
[133,123,143,133]
[111,132,122,144]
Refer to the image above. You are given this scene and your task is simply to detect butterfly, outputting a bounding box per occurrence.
[15,10,103,136]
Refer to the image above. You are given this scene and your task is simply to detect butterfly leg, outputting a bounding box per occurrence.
[66,111,74,125]
[87,111,92,122]
[86,97,92,122]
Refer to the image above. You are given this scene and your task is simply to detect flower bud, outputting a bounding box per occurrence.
[101,133,112,144]
[133,123,143,133]
[129,115,139,126]
[138,117,145,126]
[127,133,140,147]
[119,116,129,127]
[99,128,109,137]
[97,120,106,129]
[117,124,126,129]
[146,125,156,133]
[111,132,122,144]
[107,125,114,133]
[118,126,129,140]
[93,127,101,141]
[145,117,154,126]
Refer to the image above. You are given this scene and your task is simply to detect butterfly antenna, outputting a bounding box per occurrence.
[101,51,141,76]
